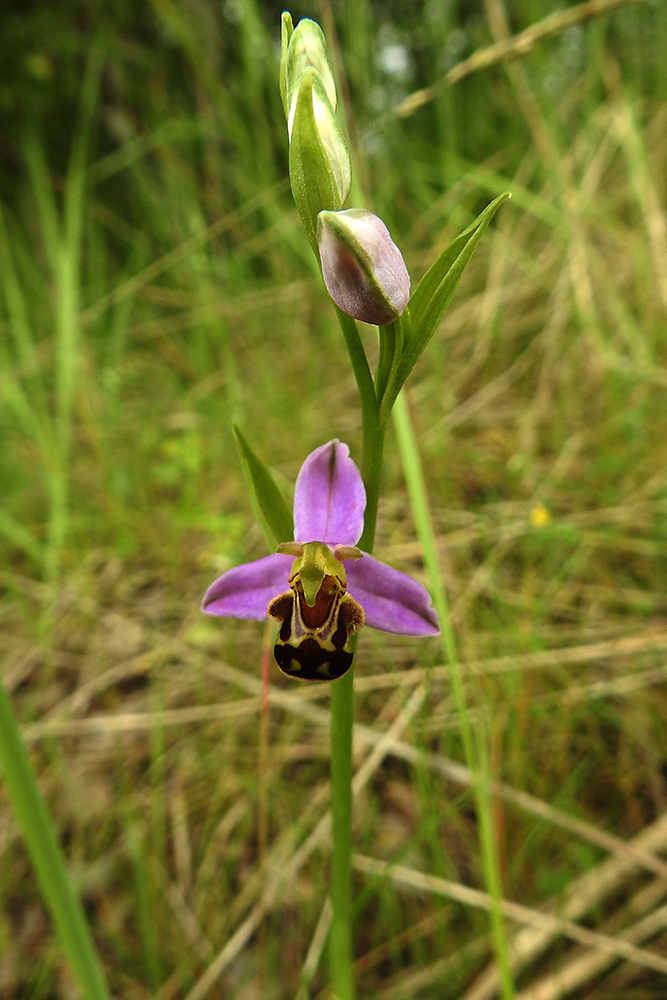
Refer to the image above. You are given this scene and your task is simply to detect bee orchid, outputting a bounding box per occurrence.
[202,440,439,680]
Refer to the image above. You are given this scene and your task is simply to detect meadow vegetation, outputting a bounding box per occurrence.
[1,0,667,997]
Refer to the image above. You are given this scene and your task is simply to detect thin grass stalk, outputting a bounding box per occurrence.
[258,622,273,990]
[48,127,87,586]
[36,42,103,588]
[0,677,112,1000]
[392,388,515,1000]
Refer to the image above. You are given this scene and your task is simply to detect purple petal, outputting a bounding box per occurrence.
[346,555,440,636]
[202,553,293,619]
[293,439,366,546]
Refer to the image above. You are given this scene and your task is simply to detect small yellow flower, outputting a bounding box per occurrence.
[530,505,552,528]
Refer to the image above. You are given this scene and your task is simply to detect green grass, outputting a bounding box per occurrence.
[2,0,667,997]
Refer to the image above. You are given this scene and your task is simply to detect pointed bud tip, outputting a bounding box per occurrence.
[284,17,336,118]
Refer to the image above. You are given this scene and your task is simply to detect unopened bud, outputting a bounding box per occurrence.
[279,12,294,119]
[291,75,351,203]
[317,209,411,326]
[283,17,337,125]
[289,71,352,249]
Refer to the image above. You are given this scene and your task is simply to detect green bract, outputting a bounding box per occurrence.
[279,12,294,119]
[283,17,337,125]
[280,14,351,253]
[289,70,351,252]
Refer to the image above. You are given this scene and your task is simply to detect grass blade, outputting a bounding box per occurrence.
[0,678,111,1000]
[392,388,515,1000]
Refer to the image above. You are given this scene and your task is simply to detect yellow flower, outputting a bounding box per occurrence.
[530,505,551,528]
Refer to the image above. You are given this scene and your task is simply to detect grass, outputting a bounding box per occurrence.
[2,0,667,997]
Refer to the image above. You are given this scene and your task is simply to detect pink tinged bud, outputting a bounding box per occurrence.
[317,209,411,326]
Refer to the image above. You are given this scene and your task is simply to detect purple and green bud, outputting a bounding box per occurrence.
[317,209,411,326]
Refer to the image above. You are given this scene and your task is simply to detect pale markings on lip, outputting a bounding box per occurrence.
[268,584,364,681]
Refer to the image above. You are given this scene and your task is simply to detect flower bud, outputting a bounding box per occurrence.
[279,12,294,119]
[293,76,351,204]
[317,209,411,326]
[289,71,352,250]
[281,17,337,126]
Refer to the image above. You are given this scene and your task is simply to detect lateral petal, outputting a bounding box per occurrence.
[346,555,439,636]
[201,553,293,619]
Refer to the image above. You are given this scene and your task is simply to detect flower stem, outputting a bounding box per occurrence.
[358,418,385,554]
[0,676,112,1000]
[374,322,396,406]
[329,309,388,1000]
[329,665,355,1000]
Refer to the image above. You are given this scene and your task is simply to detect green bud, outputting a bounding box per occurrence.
[279,12,294,119]
[289,70,352,252]
[317,209,411,326]
[283,17,337,126]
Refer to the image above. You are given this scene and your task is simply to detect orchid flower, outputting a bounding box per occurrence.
[202,440,439,680]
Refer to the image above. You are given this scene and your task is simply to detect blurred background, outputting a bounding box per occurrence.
[2,0,667,997]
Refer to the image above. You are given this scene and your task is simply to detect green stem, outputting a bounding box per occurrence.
[376,313,408,415]
[329,666,355,1000]
[335,306,385,552]
[335,307,377,424]
[329,416,385,1000]
[0,677,111,1000]
[329,310,388,1000]
[392,390,515,1000]
[374,322,396,406]
[359,417,385,553]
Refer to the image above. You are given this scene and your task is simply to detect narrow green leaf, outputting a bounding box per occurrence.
[410,192,510,334]
[392,390,515,997]
[233,424,294,549]
[380,193,509,422]
[0,678,112,1000]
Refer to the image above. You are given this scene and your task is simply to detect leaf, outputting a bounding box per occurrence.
[233,424,294,549]
[380,192,510,422]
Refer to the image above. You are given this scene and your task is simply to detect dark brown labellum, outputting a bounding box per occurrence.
[267,587,364,681]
